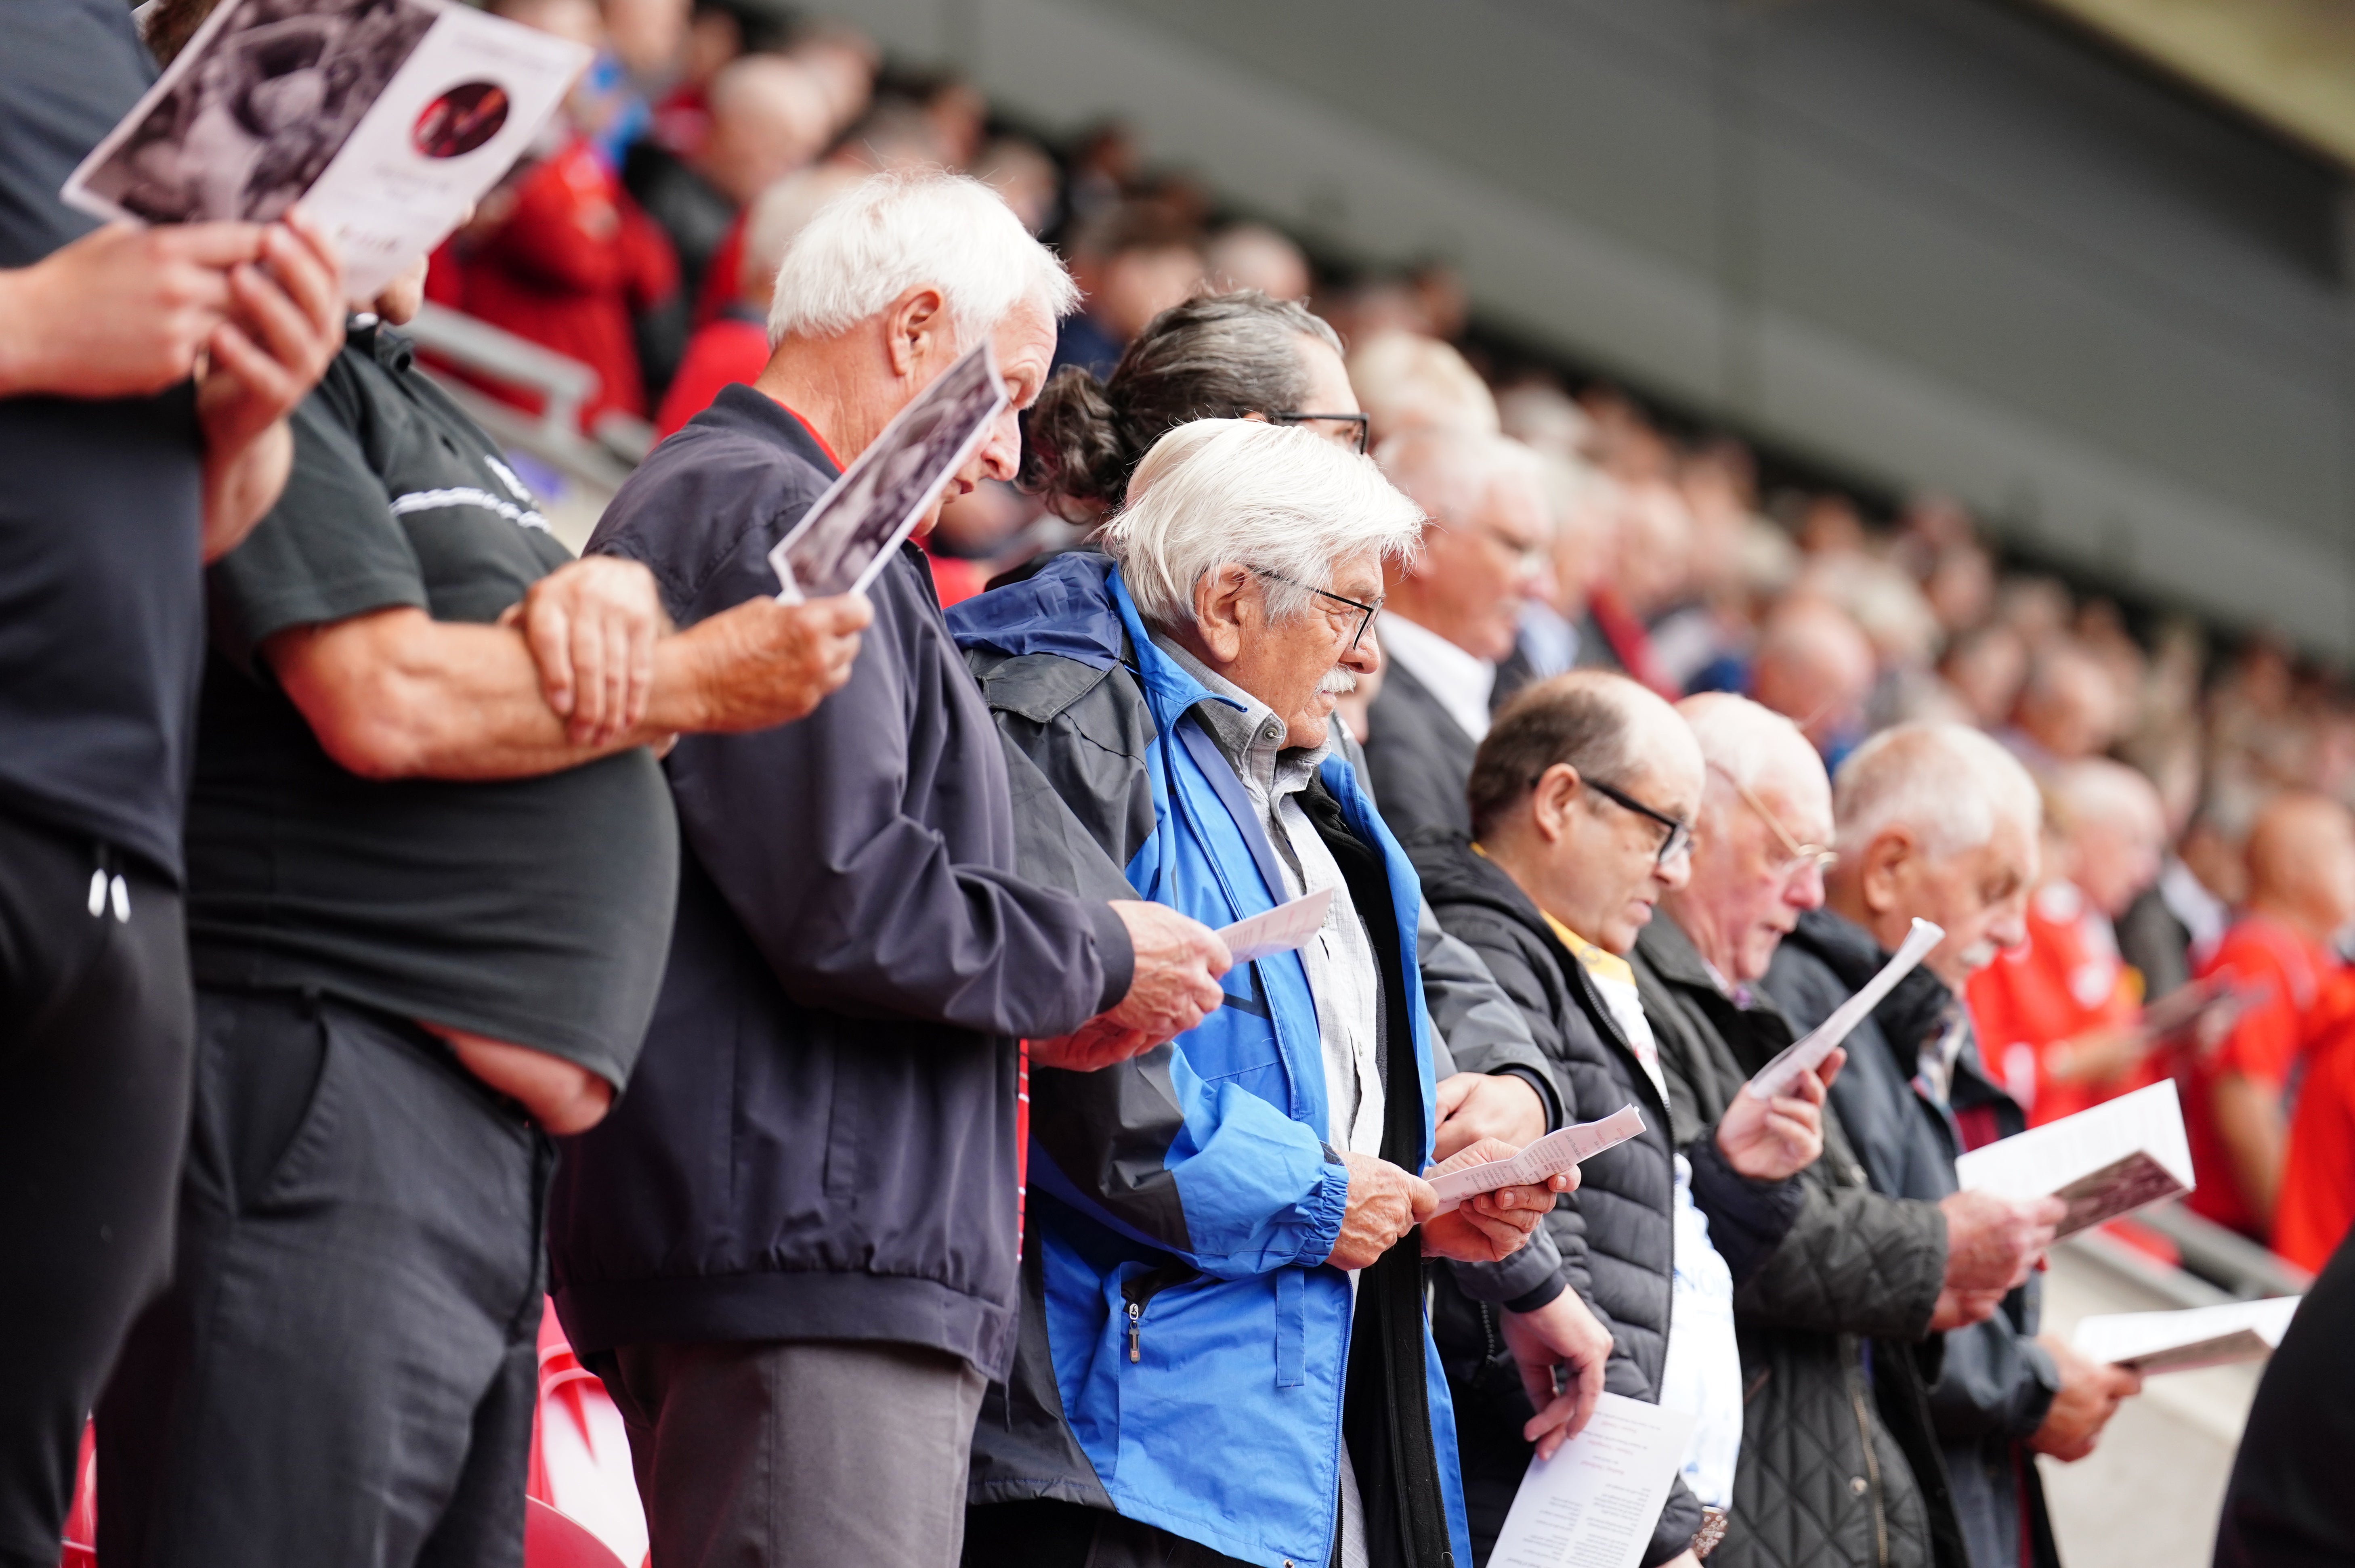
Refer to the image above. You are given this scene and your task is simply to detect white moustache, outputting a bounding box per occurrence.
[1319,667,1359,695]
[1958,941,2000,973]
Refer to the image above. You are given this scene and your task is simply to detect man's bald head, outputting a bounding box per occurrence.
[701,55,833,205]
[2054,759,2165,918]
[1829,722,2042,988]
[2246,792,2355,941]
[1670,693,1833,981]
[1750,599,1875,753]
[2015,641,2121,763]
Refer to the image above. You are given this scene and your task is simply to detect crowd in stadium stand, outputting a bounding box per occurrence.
[8,0,2355,1566]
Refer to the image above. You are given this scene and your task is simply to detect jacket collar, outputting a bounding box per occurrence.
[1634,910,1722,996]
[944,550,1127,670]
[693,383,843,478]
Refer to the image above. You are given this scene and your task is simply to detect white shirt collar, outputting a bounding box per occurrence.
[1377,614,1495,743]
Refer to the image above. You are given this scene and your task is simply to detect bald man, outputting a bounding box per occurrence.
[1766,724,2129,1568]
[1967,759,2168,1126]
[2006,641,2120,769]
[1361,429,1552,840]
[1640,699,1958,1568]
[626,54,832,385]
[1746,600,1874,766]
[2181,791,2355,1240]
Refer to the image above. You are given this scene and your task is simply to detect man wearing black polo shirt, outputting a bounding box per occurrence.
[94,255,873,1568]
[0,3,345,1561]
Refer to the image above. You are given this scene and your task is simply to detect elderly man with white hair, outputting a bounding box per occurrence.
[545,171,1234,1568]
[1633,696,1976,1568]
[1765,723,2135,1568]
[947,419,1556,1568]
[1360,426,1553,841]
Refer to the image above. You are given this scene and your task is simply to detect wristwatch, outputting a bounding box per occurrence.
[1692,1507,1729,1560]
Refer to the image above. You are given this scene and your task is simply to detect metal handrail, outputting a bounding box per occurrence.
[407,302,600,440]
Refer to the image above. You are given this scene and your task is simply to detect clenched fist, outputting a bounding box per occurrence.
[1940,1190,2064,1295]
[675,592,872,732]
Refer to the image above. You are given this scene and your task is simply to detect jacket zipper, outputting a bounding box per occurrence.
[1849,1365,1889,1567]
[1121,1262,1203,1363]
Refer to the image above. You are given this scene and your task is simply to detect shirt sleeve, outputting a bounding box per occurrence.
[206,363,429,673]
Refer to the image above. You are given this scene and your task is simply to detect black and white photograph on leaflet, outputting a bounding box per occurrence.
[769,340,1010,602]
[63,0,592,298]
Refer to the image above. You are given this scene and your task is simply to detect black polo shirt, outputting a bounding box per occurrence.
[0,0,206,880]
[186,322,679,1087]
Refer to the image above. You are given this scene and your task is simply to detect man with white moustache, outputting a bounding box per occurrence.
[1767,723,2138,1568]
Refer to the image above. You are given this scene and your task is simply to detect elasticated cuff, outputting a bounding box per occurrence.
[1085,899,1137,1015]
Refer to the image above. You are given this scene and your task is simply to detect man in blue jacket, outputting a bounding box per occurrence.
[949,419,1557,1568]
[545,172,1233,1568]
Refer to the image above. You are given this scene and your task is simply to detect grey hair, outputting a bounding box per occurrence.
[1833,722,2042,861]
[1374,426,1548,531]
[1679,692,1828,821]
[1022,290,1345,512]
[1100,419,1424,631]
[767,169,1079,347]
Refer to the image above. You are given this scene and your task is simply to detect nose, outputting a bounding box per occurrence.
[1346,627,1382,676]
[978,407,1020,482]
[1788,861,1826,911]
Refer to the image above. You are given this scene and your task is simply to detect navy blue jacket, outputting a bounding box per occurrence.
[545,385,1133,1377]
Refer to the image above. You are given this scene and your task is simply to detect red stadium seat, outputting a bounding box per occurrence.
[525,1497,628,1568]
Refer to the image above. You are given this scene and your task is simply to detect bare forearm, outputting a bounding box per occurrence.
[2212,1074,2286,1227]
[201,418,293,562]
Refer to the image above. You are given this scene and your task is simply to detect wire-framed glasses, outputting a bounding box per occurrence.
[1710,761,1837,877]
[1253,570,1382,650]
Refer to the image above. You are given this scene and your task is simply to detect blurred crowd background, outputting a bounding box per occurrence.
[421,0,2355,1287]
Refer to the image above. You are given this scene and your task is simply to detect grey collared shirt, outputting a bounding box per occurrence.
[1152,633,1387,1161]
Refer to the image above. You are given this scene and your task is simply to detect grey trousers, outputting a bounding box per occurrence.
[599,1337,988,1568]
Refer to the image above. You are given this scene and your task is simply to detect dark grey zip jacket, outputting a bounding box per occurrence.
[1412,834,1806,1567]
[544,386,1132,1378]
[1766,909,2061,1568]
[1633,914,1967,1568]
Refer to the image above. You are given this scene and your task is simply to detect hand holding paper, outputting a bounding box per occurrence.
[1747,918,1942,1101]
[1215,888,1334,964]
[1953,1080,2195,1239]
[1427,1105,1646,1216]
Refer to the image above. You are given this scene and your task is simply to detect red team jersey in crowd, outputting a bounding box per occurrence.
[1967,881,2149,1127]
[2175,914,2334,1239]
[2276,974,2355,1272]
[428,138,678,427]
[653,308,769,438]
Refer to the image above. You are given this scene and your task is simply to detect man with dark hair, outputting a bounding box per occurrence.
[1423,672,1830,1568]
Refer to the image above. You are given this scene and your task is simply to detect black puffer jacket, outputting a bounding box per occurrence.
[1414,835,1804,1566]
[1633,915,1967,1568]
[1767,910,2060,1568]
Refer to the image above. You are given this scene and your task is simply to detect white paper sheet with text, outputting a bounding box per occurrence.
[1488,1392,1698,1568]
[1952,1079,2194,1239]
[1746,918,1942,1100]
[1214,887,1334,965]
[1427,1105,1646,1216]
[2074,1295,2300,1375]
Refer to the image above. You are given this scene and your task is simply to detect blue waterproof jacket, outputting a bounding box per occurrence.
[950,557,1472,1568]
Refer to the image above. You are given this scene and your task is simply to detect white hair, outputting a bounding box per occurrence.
[1834,721,2042,861]
[1374,426,1547,532]
[1101,419,1425,630]
[766,169,1079,347]
[1679,692,1826,802]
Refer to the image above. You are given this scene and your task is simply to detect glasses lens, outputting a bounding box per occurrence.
[1661,822,1694,866]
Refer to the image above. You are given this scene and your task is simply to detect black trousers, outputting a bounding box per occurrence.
[97,989,552,1568]
[963,1500,1261,1568]
[0,810,193,1568]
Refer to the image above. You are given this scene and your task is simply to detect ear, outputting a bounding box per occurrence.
[1192,564,1256,666]
[884,285,953,379]
[1858,828,1914,917]
[1530,763,1582,846]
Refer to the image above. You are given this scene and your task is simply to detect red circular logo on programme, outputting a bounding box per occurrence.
[411,82,510,159]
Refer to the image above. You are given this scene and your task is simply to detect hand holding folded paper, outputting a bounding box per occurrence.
[1746,918,1942,1101]
[1954,1080,2195,1239]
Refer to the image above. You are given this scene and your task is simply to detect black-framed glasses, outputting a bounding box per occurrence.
[1253,569,1382,650]
[1578,775,1694,867]
[1268,411,1371,456]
